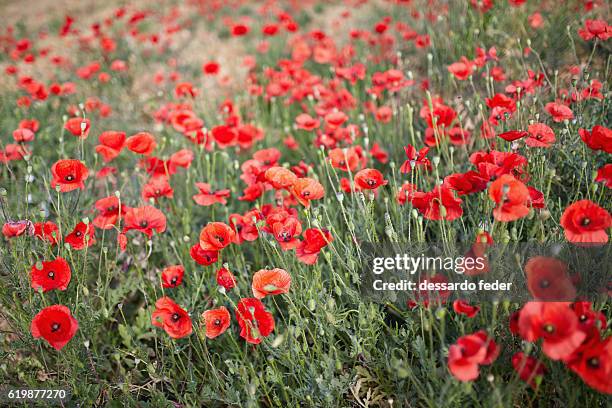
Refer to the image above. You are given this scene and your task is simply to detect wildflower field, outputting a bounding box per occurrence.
[0,0,610,406]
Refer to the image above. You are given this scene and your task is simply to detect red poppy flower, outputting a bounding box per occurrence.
[354,168,388,190]
[199,222,235,251]
[142,177,174,201]
[545,102,573,122]
[2,220,33,238]
[31,305,78,350]
[202,61,220,75]
[270,216,302,250]
[375,106,393,123]
[252,268,291,299]
[169,149,194,173]
[175,82,198,98]
[235,298,275,344]
[13,128,34,142]
[93,196,128,229]
[64,117,90,138]
[571,302,607,338]
[116,233,127,252]
[236,124,264,149]
[444,171,488,196]
[31,257,71,292]
[161,265,184,288]
[151,297,192,339]
[448,331,499,381]
[527,186,546,209]
[193,183,230,206]
[579,125,612,153]
[295,113,320,131]
[568,336,611,394]
[125,132,156,155]
[290,177,325,207]
[512,352,546,389]
[410,186,463,221]
[498,130,528,142]
[253,148,281,169]
[400,144,431,173]
[296,228,333,264]
[560,200,611,243]
[239,183,264,202]
[65,222,96,250]
[369,143,389,164]
[190,244,218,266]
[264,166,297,190]
[50,159,89,192]
[211,125,238,148]
[95,130,126,162]
[525,257,576,301]
[229,211,261,244]
[34,221,61,245]
[0,144,28,163]
[123,205,167,237]
[216,267,236,290]
[324,111,348,129]
[231,23,250,36]
[202,307,231,339]
[470,150,527,180]
[447,57,474,80]
[526,123,555,147]
[96,166,117,179]
[488,174,530,222]
[19,118,39,132]
[595,164,612,188]
[578,19,611,41]
[421,97,458,128]
[452,299,480,318]
[328,147,361,172]
[518,302,586,360]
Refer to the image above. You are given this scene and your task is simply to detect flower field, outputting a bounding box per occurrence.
[0,0,610,406]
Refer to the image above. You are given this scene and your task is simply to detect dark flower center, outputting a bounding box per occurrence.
[170,276,177,285]
[65,175,75,182]
[367,179,376,186]
[51,323,60,332]
[280,232,291,242]
[215,235,224,243]
[587,357,600,369]
[47,271,55,279]
[543,324,555,334]
[171,313,180,322]
[579,314,588,322]
[214,319,221,326]
[140,220,148,228]
[302,191,310,197]
[236,224,243,232]
[581,217,590,226]
[539,279,550,289]
[75,231,82,237]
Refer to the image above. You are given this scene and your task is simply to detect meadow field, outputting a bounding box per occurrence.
[0,0,610,406]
